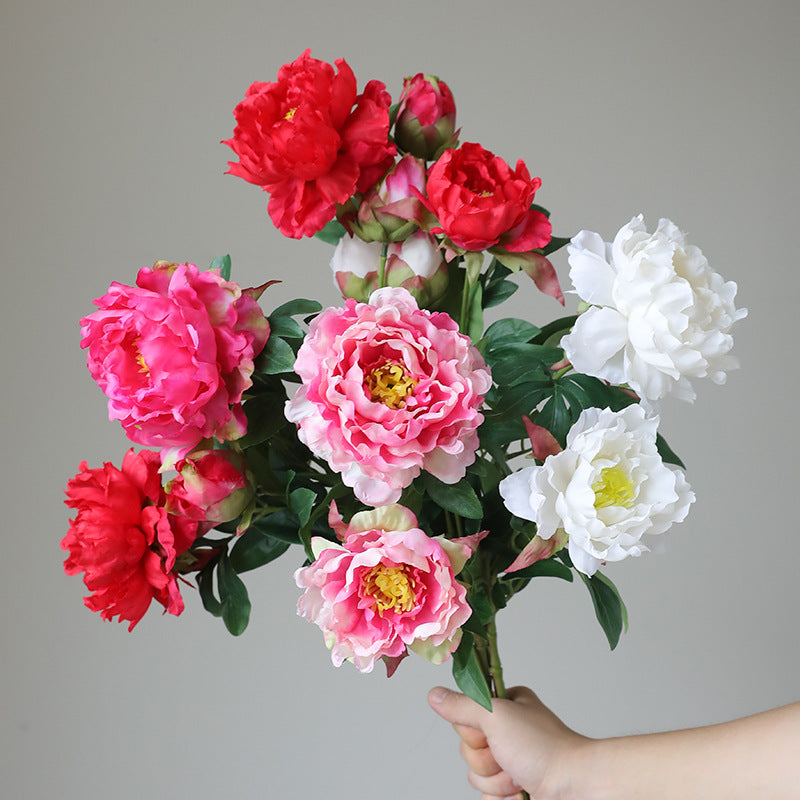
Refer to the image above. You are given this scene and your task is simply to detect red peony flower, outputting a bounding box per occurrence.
[223,49,396,238]
[419,141,552,253]
[62,449,199,630]
[394,73,458,161]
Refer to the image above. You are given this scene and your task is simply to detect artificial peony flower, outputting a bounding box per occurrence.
[418,142,552,253]
[62,449,199,630]
[560,215,747,405]
[330,230,448,306]
[223,49,396,238]
[81,261,269,456]
[394,73,458,161]
[285,287,491,506]
[295,504,474,673]
[499,405,695,576]
[165,448,254,523]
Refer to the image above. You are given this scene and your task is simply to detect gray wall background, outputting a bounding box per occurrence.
[2,1,798,798]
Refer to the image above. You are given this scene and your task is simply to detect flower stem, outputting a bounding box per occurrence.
[377,243,389,289]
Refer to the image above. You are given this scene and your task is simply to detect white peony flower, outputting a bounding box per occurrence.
[499,405,695,576]
[560,215,746,405]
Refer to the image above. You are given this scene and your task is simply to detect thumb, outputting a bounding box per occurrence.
[428,686,492,728]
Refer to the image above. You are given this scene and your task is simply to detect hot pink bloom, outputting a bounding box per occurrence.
[223,49,396,238]
[81,261,269,455]
[285,287,491,505]
[62,449,199,630]
[420,141,551,253]
[165,448,254,523]
[295,505,474,673]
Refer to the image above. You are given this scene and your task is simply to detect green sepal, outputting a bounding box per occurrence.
[452,632,493,711]
[314,219,347,246]
[229,525,291,573]
[580,570,629,650]
[209,254,232,281]
[423,473,483,520]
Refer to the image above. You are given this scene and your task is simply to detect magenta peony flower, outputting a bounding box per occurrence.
[223,49,396,238]
[295,504,474,673]
[81,261,269,456]
[62,449,199,630]
[285,287,491,505]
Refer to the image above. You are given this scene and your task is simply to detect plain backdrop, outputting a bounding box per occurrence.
[2,1,798,798]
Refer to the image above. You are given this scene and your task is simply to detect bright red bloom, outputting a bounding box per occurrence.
[419,142,552,252]
[62,449,199,630]
[223,50,396,238]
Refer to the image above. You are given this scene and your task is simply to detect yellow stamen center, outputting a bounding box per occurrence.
[361,564,417,616]
[284,107,298,120]
[135,350,150,376]
[366,363,417,409]
[592,465,635,509]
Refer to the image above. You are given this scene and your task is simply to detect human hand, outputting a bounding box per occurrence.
[428,685,589,800]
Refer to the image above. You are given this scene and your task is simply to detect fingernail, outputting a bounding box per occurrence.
[429,686,449,704]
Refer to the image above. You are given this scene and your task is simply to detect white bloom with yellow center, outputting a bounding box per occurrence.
[560,215,746,405]
[499,405,695,576]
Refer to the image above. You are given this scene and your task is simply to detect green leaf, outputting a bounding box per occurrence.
[422,473,483,519]
[452,632,493,711]
[209,254,232,281]
[270,298,323,318]
[196,558,223,617]
[580,570,628,650]
[482,318,541,351]
[238,392,288,448]
[540,235,571,257]
[487,343,564,386]
[656,433,686,469]
[481,278,518,309]
[258,336,296,375]
[289,487,316,527]
[217,554,252,636]
[506,558,573,582]
[247,510,302,544]
[314,218,347,245]
[267,315,304,339]
[229,526,291,573]
[531,315,578,346]
[468,588,495,626]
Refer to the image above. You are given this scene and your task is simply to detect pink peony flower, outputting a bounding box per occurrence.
[81,261,269,456]
[223,49,396,238]
[62,449,199,630]
[295,504,474,673]
[165,448,254,523]
[285,287,491,505]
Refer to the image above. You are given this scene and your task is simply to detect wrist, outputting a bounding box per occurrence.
[556,736,617,800]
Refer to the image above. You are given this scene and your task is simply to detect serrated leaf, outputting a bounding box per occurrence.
[423,474,483,519]
[452,633,493,711]
[580,570,628,650]
[217,555,251,636]
[209,254,232,281]
[314,219,347,245]
[229,526,291,573]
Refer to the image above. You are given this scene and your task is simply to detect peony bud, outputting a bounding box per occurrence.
[339,155,427,243]
[165,448,254,524]
[394,74,458,161]
[331,231,449,307]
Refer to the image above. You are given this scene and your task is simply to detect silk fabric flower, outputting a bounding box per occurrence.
[62,449,199,630]
[499,405,695,576]
[418,141,551,253]
[561,215,747,405]
[285,287,491,506]
[295,504,473,672]
[224,49,396,238]
[80,261,269,456]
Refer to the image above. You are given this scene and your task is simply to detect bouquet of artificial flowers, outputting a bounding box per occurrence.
[63,50,745,714]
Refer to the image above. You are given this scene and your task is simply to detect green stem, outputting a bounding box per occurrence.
[485,616,507,698]
[377,242,389,289]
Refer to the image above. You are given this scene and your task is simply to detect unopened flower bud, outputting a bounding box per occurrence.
[394,74,458,161]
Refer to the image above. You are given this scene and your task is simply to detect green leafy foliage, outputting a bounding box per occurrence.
[196,551,252,636]
[230,526,291,573]
[209,254,232,281]
[579,569,629,650]
[314,219,347,245]
[422,473,483,519]
[452,632,493,711]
